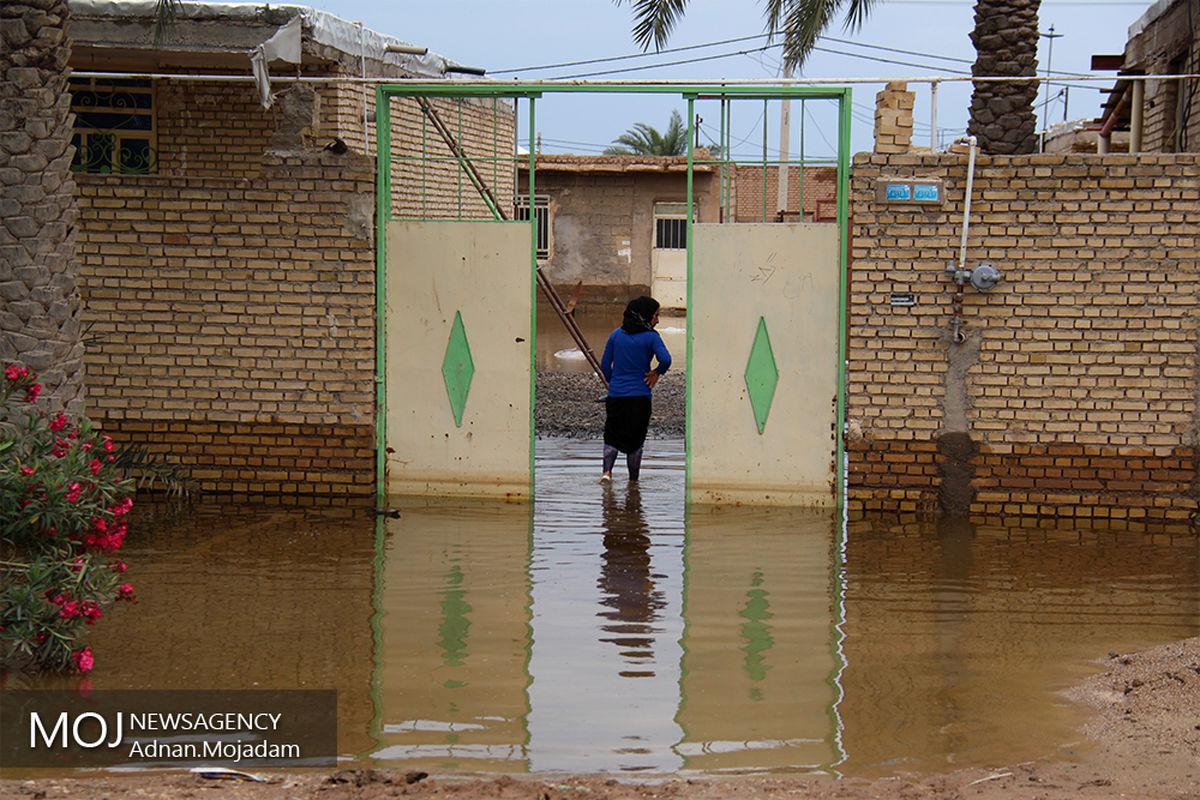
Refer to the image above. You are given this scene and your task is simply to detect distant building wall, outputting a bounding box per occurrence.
[848,150,1200,522]
[729,164,838,222]
[518,157,718,303]
[1120,0,1200,152]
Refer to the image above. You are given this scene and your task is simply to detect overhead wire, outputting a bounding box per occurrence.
[496,14,1116,153]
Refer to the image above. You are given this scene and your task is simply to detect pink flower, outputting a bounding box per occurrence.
[82,602,102,625]
[4,364,28,382]
[88,459,102,476]
[111,561,128,573]
[72,648,94,673]
[102,436,114,453]
[19,466,33,476]
[116,583,136,603]
[24,383,41,402]
[65,482,83,503]
[59,600,81,619]
[49,412,69,432]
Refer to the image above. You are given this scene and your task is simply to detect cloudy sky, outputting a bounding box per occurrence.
[304,0,1148,157]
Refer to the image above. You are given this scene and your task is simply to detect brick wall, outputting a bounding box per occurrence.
[72,74,520,496]
[155,80,282,177]
[386,95,518,221]
[1122,0,1200,152]
[848,151,1200,522]
[730,164,838,222]
[75,150,377,495]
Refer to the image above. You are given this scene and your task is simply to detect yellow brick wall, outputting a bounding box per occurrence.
[730,164,838,221]
[386,95,518,220]
[848,151,1200,522]
[75,150,377,495]
[155,80,282,176]
[74,79,519,496]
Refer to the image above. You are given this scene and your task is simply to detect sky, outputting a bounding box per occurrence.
[303,0,1149,158]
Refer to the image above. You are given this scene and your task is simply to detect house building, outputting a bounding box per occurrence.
[67,0,516,494]
[519,155,837,309]
[1094,0,1200,152]
[518,154,717,309]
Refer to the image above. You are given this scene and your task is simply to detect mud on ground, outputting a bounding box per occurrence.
[3,637,1198,800]
[535,371,685,439]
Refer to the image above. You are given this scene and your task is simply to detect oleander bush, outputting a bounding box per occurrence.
[0,364,137,673]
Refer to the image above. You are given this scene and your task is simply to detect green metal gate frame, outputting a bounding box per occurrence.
[373,82,853,510]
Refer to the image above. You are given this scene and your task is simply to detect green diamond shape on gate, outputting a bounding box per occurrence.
[744,316,779,435]
[441,310,474,427]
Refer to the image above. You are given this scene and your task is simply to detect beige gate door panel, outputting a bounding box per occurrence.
[689,223,839,506]
[385,220,532,497]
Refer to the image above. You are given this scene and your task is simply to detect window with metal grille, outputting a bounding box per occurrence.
[69,77,156,174]
[653,202,691,249]
[514,195,550,259]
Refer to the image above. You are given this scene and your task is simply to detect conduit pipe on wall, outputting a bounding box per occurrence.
[956,135,977,275]
[1098,82,1131,155]
[951,135,977,344]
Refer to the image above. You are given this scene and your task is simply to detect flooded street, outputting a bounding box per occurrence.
[536,307,687,373]
[19,438,1200,779]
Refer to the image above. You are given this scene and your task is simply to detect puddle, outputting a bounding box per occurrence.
[10,437,1199,778]
[537,307,687,373]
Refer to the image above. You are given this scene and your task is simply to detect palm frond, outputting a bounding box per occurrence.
[619,0,692,51]
[153,0,182,46]
[606,109,689,156]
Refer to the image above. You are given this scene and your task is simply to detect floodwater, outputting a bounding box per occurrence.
[537,306,687,373]
[14,438,1200,778]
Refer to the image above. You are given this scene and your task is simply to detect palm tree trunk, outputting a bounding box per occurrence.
[967,0,1041,154]
[0,0,85,411]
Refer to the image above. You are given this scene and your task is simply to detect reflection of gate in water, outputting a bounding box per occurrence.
[374,84,851,508]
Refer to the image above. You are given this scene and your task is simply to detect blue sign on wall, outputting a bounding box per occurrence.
[913,183,940,201]
[877,178,943,205]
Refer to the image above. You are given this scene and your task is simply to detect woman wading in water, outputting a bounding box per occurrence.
[599,296,671,483]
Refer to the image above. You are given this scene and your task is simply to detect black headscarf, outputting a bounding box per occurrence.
[621,296,660,334]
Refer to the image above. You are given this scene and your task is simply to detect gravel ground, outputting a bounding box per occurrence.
[534,370,685,439]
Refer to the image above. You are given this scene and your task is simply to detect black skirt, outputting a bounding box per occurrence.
[604,395,652,454]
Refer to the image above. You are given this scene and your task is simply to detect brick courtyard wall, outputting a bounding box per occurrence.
[848,151,1200,523]
[731,164,838,221]
[387,95,518,221]
[70,73,520,496]
[75,150,377,495]
[154,80,282,177]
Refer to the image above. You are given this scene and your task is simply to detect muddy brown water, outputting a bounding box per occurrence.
[537,307,687,373]
[12,437,1199,779]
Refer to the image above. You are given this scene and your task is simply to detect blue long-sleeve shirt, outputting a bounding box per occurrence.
[600,328,671,398]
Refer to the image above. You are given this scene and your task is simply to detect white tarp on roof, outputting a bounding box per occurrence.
[249,14,299,107]
[68,0,459,78]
